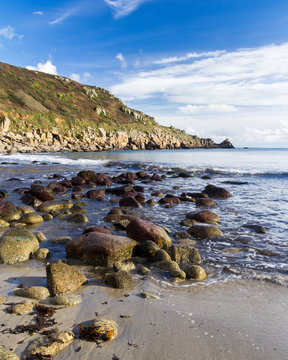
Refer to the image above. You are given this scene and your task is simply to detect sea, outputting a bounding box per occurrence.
[0,148,287,287]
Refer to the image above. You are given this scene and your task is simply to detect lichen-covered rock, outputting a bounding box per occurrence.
[79,318,118,342]
[185,265,207,281]
[0,346,19,360]
[0,219,10,228]
[38,200,73,212]
[170,245,202,265]
[186,210,220,224]
[14,286,50,300]
[188,224,222,239]
[66,232,137,267]
[102,270,136,289]
[49,294,82,307]
[203,184,232,199]
[20,213,43,224]
[46,262,88,296]
[7,300,35,315]
[65,214,88,224]
[0,201,21,221]
[23,330,74,359]
[0,228,39,264]
[35,248,50,260]
[126,218,172,248]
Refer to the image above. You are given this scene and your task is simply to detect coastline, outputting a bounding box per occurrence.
[0,264,287,360]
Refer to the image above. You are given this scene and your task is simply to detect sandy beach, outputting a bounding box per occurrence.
[0,263,287,360]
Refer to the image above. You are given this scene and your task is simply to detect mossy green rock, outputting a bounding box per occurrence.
[46,262,88,296]
[0,346,19,360]
[38,200,73,212]
[14,286,50,300]
[170,245,202,265]
[0,201,21,221]
[65,214,88,224]
[20,213,43,224]
[0,228,39,264]
[153,260,180,272]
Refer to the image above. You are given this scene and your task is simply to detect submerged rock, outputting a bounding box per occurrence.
[126,218,172,248]
[188,224,222,239]
[243,224,267,234]
[46,262,88,296]
[23,330,74,359]
[66,232,137,267]
[0,228,39,264]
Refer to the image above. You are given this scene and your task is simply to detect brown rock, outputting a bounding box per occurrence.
[185,265,207,280]
[102,270,136,289]
[196,198,217,208]
[188,224,222,239]
[66,232,137,266]
[86,189,106,199]
[0,201,21,221]
[119,196,142,208]
[203,184,232,199]
[83,226,112,235]
[126,218,172,248]
[186,210,220,223]
[170,245,202,265]
[46,262,88,296]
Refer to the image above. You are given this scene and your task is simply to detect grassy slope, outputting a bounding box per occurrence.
[0,61,207,143]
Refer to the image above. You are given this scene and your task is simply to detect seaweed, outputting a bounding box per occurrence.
[78,324,115,343]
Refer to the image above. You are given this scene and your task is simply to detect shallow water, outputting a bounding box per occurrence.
[0,148,287,286]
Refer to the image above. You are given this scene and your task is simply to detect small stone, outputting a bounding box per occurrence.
[196,198,217,208]
[7,300,35,315]
[79,318,118,342]
[50,236,72,244]
[186,210,220,224]
[35,248,50,260]
[14,286,50,300]
[113,260,136,272]
[185,265,207,281]
[136,264,150,275]
[102,270,136,289]
[23,330,74,359]
[0,296,6,304]
[139,292,160,299]
[180,219,198,227]
[49,294,82,307]
[33,231,46,242]
[153,260,180,273]
[17,205,35,214]
[43,213,53,221]
[65,214,88,224]
[0,346,19,360]
[174,231,190,239]
[154,249,171,262]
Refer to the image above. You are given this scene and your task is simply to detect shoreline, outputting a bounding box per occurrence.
[0,264,287,360]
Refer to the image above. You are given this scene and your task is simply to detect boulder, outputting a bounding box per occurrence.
[102,270,136,289]
[14,286,50,300]
[31,187,56,202]
[195,198,217,208]
[188,224,222,239]
[65,214,88,224]
[71,176,86,186]
[23,330,74,359]
[119,196,142,208]
[186,210,220,224]
[46,262,88,296]
[169,245,202,265]
[126,218,172,248]
[66,232,137,266]
[20,213,43,224]
[86,189,106,199]
[203,184,232,199]
[0,228,39,264]
[184,265,207,280]
[0,201,21,221]
[38,200,73,212]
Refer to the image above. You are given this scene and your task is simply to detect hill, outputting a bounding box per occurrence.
[0,61,233,153]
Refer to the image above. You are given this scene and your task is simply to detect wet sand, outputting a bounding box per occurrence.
[0,264,287,360]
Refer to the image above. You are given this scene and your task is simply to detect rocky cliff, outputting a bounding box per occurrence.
[0,61,233,153]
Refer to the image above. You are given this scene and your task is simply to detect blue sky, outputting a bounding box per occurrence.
[1,0,288,147]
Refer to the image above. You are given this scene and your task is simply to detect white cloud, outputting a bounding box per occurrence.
[116,52,127,68]
[109,43,288,146]
[33,11,44,15]
[0,26,23,40]
[69,73,81,82]
[69,71,92,83]
[104,0,150,18]
[49,8,76,25]
[26,60,58,75]
[153,50,226,64]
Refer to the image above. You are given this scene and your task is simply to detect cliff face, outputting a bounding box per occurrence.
[0,61,234,153]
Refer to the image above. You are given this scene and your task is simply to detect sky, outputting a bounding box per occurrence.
[1,0,288,147]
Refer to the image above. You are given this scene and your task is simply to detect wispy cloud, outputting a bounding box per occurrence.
[26,60,58,75]
[104,0,150,18]
[33,11,44,16]
[116,52,127,68]
[69,71,92,83]
[109,43,288,146]
[0,26,23,40]
[153,50,226,64]
[49,7,78,25]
